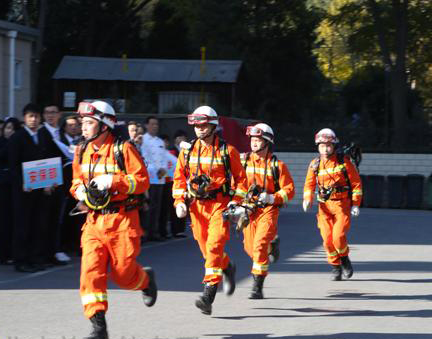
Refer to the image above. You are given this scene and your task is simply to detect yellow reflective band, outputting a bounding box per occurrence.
[235,189,247,198]
[125,174,137,194]
[245,167,273,176]
[317,165,345,176]
[80,164,120,174]
[303,190,312,197]
[328,251,339,257]
[81,292,107,305]
[205,268,223,276]
[188,157,224,165]
[253,262,269,271]
[132,270,146,290]
[337,246,348,254]
[352,190,363,195]
[173,189,185,197]
[278,190,289,204]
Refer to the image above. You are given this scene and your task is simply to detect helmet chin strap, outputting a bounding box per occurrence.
[253,140,269,154]
[197,125,216,140]
[79,121,109,164]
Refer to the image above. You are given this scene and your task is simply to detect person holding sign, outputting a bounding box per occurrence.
[71,101,157,339]
[8,104,47,273]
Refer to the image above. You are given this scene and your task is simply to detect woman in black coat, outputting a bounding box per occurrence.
[0,117,21,264]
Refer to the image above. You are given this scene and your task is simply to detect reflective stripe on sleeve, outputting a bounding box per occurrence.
[173,189,185,197]
[303,190,312,197]
[278,190,289,204]
[352,189,363,196]
[125,174,137,194]
[234,189,247,198]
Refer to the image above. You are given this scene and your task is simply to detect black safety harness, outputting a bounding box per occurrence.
[183,137,233,200]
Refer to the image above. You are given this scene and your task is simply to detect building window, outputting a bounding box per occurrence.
[14,60,22,89]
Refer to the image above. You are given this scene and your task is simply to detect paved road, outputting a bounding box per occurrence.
[1,206,432,339]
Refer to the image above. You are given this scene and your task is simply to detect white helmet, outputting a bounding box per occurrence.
[315,128,339,145]
[77,101,116,129]
[246,123,274,143]
[188,106,219,126]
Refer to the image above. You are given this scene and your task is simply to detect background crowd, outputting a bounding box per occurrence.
[0,104,188,273]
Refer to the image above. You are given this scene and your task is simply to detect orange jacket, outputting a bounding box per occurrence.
[241,152,295,206]
[70,134,150,202]
[172,136,248,206]
[303,154,362,206]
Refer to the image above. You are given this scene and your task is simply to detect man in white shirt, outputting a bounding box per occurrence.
[140,116,168,241]
[39,104,71,265]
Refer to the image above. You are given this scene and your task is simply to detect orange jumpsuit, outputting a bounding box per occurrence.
[303,154,362,265]
[71,134,151,319]
[242,152,295,276]
[172,136,248,285]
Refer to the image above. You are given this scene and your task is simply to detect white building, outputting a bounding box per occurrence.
[0,20,39,119]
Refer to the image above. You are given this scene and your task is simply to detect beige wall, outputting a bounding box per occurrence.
[0,33,33,119]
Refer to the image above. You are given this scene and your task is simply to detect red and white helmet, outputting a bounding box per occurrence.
[315,128,339,145]
[187,106,219,126]
[246,123,274,143]
[77,101,116,129]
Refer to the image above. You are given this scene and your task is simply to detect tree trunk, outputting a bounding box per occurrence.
[367,0,408,150]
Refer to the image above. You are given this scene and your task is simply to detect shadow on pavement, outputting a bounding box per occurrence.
[199,333,432,339]
[1,207,432,292]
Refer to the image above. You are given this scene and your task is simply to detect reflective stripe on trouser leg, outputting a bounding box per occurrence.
[317,208,340,266]
[244,207,278,276]
[109,230,150,290]
[252,262,269,275]
[80,227,109,318]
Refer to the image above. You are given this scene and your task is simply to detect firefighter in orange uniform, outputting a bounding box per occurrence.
[172,106,248,315]
[302,128,362,281]
[240,123,295,299]
[71,101,157,339]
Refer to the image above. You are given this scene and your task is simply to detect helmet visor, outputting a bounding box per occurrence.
[315,134,337,144]
[188,114,217,125]
[77,102,97,117]
[246,126,263,137]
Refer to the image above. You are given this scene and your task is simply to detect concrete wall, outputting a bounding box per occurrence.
[0,36,33,118]
[275,152,432,206]
[0,20,39,119]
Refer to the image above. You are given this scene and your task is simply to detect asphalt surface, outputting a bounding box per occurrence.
[1,206,432,339]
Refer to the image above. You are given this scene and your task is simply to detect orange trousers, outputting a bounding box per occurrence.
[317,199,351,266]
[80,208,150,318]
[243,207,278,276]
[189,194,231,285]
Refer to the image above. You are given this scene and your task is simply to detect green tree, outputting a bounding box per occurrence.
[314,0,432,149]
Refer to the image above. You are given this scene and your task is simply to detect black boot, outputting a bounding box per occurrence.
[195,283,218,315]
[142,267,157,307]
[269,236,280,263]
[341,256,353,279]
[249,274,265,299]
[84,311,108,339]
[222,261,236,295]
[331,265,342,281]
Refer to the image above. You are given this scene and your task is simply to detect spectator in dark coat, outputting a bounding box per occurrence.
[8,104,48,272]
[0,117,21,264]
